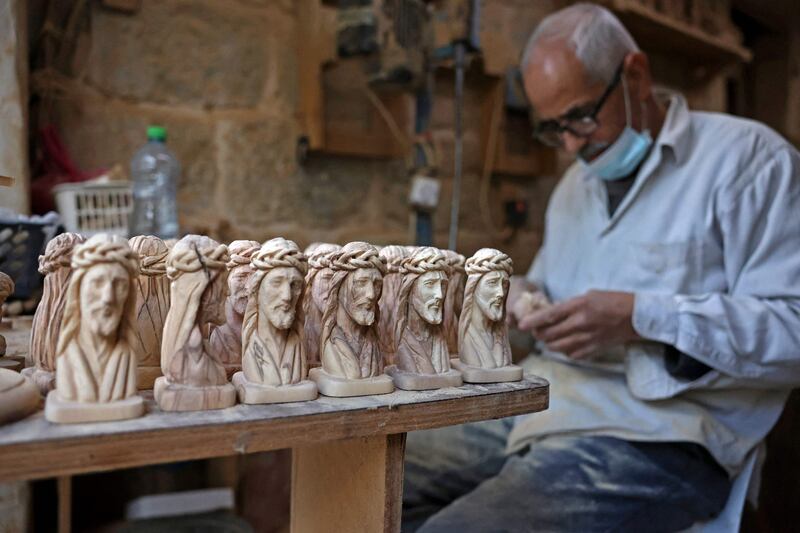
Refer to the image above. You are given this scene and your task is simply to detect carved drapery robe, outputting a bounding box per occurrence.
[56,339,137,402]
[322,325,382,379]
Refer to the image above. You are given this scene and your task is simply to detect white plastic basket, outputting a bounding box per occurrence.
[53,181,133,237]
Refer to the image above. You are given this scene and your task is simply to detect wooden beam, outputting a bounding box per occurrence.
[0,379,548,482]
[291,433,406,533]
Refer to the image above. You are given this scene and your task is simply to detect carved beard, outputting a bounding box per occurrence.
[477,295,504,322]
[412,291,442,325]
[342,278,376,326]
[267,305,295,330]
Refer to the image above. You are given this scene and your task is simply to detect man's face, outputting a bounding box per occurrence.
[260,267,303,330]
[311,269,334,312]
[200,271,229,327]
[475,271,509,323]
[523,42,628,159]
[228,266,252,316]
[411,271,447,325]
[80,263,129,339]
[341,268,382,326]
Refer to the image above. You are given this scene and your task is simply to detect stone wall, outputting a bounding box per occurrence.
[48,0,558,275]
[0,0,28,212]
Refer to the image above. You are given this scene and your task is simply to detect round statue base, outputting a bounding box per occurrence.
[21,366,56,396]
[154,377,237,412]
[0,357,23,372]
[0,369,40,425]
[44,390,144,424]
[385,365,463,391]
[450,358,523,383]
[232,372,318,404]
[309,368,394,397]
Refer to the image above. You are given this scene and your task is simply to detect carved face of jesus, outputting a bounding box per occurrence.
[260,266,303,330]
[80,263,130,339]
[228,266,252,316]
[341,268,382,326]
[311,269,334,312]
[200,271,229,327]
[411,270,447,325]
[475,271,508,323]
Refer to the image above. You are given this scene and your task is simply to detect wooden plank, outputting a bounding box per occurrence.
[0,378,548,482]
[291,433,406,533]
[606,0,752,63]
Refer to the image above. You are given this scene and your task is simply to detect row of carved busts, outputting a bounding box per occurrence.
[20,233,521,424]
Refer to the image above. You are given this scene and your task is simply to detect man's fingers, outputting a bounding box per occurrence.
[537,313,585,343]
[518,302,571,331]
[547,333,593,356]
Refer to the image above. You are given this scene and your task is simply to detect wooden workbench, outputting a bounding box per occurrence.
[0,320,549,531]
[0,375,548,532]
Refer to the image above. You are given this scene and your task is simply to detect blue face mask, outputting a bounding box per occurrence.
[579,77,652,181]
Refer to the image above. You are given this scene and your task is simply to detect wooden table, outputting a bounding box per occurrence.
[0,375,548,532]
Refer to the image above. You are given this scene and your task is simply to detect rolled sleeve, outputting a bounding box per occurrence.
[633,292,679,345]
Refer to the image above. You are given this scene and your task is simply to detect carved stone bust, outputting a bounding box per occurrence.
[233,238,317,403]
[302,243,341,367]
[386,247,462,390]
[442,250,466,354]
[45,234,145,423]
[377,245,409,366]
[453,248,522,383]
[25,232,86,394]
[209,239,260,376]
[128,235,170,389]
[155,235,236,411]
[309,242,393,397]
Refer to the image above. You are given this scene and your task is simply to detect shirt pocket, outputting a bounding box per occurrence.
[629,240,702,290]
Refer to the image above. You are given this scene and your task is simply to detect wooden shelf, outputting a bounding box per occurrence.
[0,377,548,483]
[607,0,752,64]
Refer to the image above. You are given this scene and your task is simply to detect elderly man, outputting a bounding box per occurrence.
[403,3,800,532]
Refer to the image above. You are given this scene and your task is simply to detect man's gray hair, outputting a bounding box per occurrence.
[521,3,639,85]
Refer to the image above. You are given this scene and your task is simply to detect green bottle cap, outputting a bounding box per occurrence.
[147,125,167,142]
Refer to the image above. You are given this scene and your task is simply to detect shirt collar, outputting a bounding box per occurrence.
[655,91,692,165]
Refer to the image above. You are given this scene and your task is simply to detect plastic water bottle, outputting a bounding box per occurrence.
[129,125,180,239]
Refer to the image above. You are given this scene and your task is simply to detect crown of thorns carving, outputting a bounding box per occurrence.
[166,239,229,280]
[379,245,409,274]
[307,244,341,270]
[38,233,86,275]
[251,238,308,276]
[399,247,448,275]
[443,250,466,274]
[226,240,261,270]
[465,248,513,276]
[328,242,386,274]
[129,236,169,276]
[71,235,140,275]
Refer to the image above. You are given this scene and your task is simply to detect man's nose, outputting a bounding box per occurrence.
[561,131,585,154]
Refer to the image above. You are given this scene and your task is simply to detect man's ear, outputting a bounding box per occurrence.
[623,51,652,101]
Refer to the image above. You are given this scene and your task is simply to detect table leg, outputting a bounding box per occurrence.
[291,433,407,533]
[57,475,71,533]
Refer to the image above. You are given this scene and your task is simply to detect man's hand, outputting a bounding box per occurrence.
[517,290,642,359]
[506,275,537,328]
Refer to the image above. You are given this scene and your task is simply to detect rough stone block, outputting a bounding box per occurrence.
[85,0,269,108]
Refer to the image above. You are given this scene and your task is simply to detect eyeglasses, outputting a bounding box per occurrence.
[532,62,624,147]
